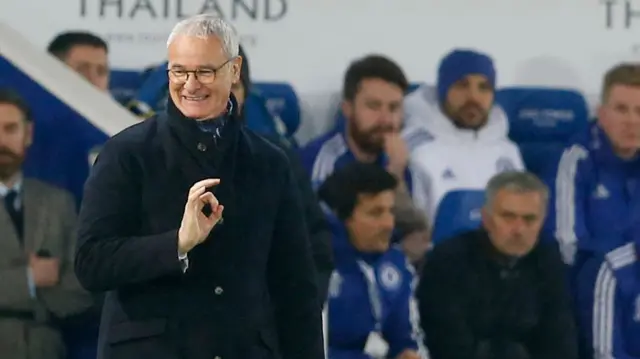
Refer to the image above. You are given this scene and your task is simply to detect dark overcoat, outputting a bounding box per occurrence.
[74,96,324,359]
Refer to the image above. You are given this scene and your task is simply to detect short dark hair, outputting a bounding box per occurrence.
[0,88,32,122]
[47,31,108,59]
[318,162,397,220]
[601,63,640,102]
[342,55,409,101]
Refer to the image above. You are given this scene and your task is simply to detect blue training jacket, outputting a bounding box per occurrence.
[545,123,640,264]
[298,128,414,193]
[575,242,640,359]
[325,215,428,359]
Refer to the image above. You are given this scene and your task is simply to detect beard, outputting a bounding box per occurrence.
[348,117,395,155]
[445,101,490,130]
[0,148,24,181]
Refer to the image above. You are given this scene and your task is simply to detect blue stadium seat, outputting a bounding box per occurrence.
[243,89,290,140]
[496,87,590,176]
[432,190,485,245]
[109,69,145,104]
[252,82,301,137]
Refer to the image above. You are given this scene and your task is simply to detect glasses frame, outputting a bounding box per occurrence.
[167,57,236,84]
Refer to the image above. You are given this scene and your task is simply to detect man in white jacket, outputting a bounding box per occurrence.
[403,49,524,222]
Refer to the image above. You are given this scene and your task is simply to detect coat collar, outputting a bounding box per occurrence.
[165,93,242,170]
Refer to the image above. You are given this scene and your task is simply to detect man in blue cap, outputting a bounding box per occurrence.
[404,48,524,226]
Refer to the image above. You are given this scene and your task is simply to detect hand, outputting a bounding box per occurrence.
[384,133,409,177]
[29,254,60,288]
[401,230,431,264]
[395,349,421,359]
[178,178,224,254]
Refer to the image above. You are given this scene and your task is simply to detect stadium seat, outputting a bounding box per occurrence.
[252,82,301,138]
[496,87,590,176]
[243,89,290,139]
[431,190,485,245]
[109,69,145,104]
[123,63,169,117]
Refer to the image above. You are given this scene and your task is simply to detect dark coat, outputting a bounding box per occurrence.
[74,96,325,359]
[260,134,334,303]
[416,230,577,359]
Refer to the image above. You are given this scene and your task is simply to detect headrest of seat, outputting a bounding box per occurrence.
[252,82,300,137]
[432,189,485,245]
[109,69,145,103]
[496,87,589,143]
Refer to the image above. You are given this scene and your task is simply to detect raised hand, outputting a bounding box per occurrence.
[178,178,224,254]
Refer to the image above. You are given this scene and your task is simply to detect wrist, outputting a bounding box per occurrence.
[177,230,192,255]
[387,164,405,177]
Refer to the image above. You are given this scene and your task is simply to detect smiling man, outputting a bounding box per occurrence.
[74,14,324,359]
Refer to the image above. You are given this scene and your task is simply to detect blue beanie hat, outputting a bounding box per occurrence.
[437,49,496,102]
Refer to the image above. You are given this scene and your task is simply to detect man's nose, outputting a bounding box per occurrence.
[380,212,395,230]
[183,75,202,91]
[510,218,527,235]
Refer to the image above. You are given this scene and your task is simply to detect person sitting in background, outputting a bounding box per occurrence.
[574,237,640,359]
[300,54,430,261]
[0,89,93,359]
[546,63,640,266]
[33,31,112,204]
[417,171,577,359]
[404,49,524,223]
[318,162,428,359]
[47,32,110,91]
[233,45,294,144]
[300,55,411,190]
[231,44,334,305]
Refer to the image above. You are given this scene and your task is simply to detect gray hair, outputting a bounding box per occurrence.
[166,14,240,58]
[485,171,549,209]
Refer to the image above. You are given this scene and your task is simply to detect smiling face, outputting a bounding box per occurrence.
[167,35,242,119]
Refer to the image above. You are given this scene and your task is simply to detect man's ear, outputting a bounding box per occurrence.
[341,100,354,119]
[231,56,243,83]
[24,121,34,147]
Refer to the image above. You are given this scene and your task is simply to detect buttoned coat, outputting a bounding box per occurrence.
[75,97,324,359]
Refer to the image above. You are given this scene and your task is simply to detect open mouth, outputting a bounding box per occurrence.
[182,95,209,102]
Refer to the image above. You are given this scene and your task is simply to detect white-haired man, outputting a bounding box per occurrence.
[74,14,324,359]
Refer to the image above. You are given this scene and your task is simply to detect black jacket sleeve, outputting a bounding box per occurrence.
[263,134,334,304]
[75,137,183,292]
[528,245,578,359]
[417,247,481,359]
[268,155,325,359]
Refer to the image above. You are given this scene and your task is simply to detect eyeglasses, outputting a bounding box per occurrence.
[167,58,234,85]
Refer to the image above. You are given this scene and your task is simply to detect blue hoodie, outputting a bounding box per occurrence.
[575,242,640,359]
[325,215,428,359]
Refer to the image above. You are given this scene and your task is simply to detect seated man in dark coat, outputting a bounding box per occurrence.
[416,171,577,359]
[74,14,324,359]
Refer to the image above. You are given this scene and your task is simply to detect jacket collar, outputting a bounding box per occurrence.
[165,93,241,169]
